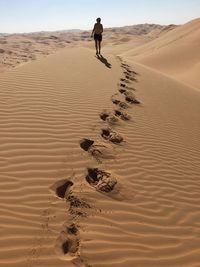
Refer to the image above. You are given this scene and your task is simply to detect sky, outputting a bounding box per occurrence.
[0,0,199,33]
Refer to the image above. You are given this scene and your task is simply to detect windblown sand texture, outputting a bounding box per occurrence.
[0,18,200,267]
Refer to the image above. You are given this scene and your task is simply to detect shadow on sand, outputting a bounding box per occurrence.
[96,54,112,69]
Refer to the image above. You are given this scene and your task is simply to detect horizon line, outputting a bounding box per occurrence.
[0,21,181,35]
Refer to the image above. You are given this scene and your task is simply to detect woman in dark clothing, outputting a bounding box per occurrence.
[91,18,103,56]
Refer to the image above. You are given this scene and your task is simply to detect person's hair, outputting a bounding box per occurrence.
[96,17,101,23]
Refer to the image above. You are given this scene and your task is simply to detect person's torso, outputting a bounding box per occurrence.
[94,23,103,34]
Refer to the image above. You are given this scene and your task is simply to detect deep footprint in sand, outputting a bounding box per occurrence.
[80,138,94,151]
[125,95,140,104]
[124,68,138,75]
[120,78,130,83]
[119,88,135,94]
[114,109,130,121]
[50,179,74,199]
[55,224,79,260]
[123,70,132,75]
[86,168,117,193]
[101,128,123,144]
[119,88,127,94]
[123,70,135,76]
[50,178,91,217]
[120,82,136,91]
[119,90,140,104]
[112,98,129,109]
[125,75,136,82]
[121,63,137,74]
[120,83,126,88]
[67,223,79,235]
[100,111,119,124]
[121,61,138,77]
[121,63,130,68]
[56,224,91,266]
[80,138,114,162]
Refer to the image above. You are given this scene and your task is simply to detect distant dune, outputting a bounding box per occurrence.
[122,18,200,89]
[0,23,175,72]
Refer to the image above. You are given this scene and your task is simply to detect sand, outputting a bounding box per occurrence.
[122,18,200,89]
[0,19,200,267]
[0,24,172,73]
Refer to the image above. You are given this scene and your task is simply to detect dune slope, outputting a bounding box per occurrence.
[122,18,200,89]
[0,46,200,267]
[0,47,121,267]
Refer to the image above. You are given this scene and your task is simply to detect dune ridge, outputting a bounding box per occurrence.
[0,23,176,73]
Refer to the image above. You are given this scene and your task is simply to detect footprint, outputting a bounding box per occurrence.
[80,138,94,151]
[119,88,137,97]
[119,90,140,104]
[100,111,109,121]
[120,78,130,83]
[125,95,140,104]
[119,88,127,94]
[62,238,77,255]
[101,128,123,144]
[125,75,136,82]
[123,69,133,74]
[120,83,126,88]
[51,178,91,217]
[112,98,129,109]
[121,63,130,68]
[55,225,79,260]
[50,179,74,199]
[120,82,136,90]
[86,168,117,193]
[56,224,91,266]
[67,223,78,235]
[100,111,118,124]
[121,63,137,74]
[124,71,134,76]
[127,69,137,75]
[80,138,115,162]
[114,110,130,121]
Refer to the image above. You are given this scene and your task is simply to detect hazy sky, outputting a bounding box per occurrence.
[0,0,199,33]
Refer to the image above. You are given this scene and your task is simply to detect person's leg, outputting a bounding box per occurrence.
[98,41,101,55]
[95,40,98,55]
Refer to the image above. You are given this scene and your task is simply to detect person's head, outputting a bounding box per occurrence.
[96,17,101,23]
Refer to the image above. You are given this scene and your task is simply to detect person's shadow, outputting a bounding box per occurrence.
[96,54,112,69]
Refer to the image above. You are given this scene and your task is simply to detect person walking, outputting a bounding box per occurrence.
[91,18,103,56]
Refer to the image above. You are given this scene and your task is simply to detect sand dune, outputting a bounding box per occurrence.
[0,23,174,73]
[0,33,77,72]
[0,19,200,267]
[122,18,200,89]
[0,47,121,267]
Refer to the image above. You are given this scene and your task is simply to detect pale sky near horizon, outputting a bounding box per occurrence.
[0,0,199,33]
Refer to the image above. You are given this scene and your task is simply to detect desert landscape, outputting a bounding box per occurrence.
[0,15,200,267]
